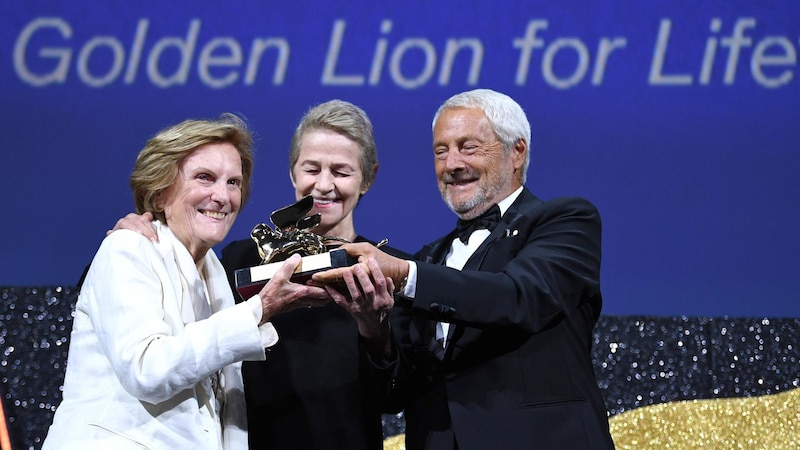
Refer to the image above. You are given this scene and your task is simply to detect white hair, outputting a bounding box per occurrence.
[432,89,531,183]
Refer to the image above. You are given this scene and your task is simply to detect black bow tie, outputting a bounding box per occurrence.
[454,204,501,243]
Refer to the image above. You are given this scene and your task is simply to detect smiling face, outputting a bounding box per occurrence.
[433,107,524,220]
[290,129,367,241]
[159,142,243,261]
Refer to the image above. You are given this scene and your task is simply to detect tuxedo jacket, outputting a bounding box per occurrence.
[221,236,410,450]
[383,189,614,450]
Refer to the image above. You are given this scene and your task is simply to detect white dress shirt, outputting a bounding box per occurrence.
[402,186,523,349]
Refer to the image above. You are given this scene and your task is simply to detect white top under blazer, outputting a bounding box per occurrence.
[43,221,277,450]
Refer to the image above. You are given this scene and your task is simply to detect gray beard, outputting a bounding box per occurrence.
[441,178,506,220]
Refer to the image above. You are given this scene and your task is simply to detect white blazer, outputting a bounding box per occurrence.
[43,222,277,450]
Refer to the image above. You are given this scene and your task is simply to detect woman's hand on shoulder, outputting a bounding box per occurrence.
[108,211,158,242]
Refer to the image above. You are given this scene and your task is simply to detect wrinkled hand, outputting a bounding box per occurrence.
[312,243,409,292]
[257,254,331,324]
[322,258,395,361]
[108,211,158,242]
[323,258,395,340]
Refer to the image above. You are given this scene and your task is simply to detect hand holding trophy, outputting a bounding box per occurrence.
[235,195,357,298]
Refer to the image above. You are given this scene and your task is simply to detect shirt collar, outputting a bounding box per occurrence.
[496,186,524,217]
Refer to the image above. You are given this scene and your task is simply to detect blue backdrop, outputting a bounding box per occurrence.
[2,1,798,317]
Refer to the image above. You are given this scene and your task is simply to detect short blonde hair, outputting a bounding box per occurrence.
[289,100,377,194]
[130,113,254,222]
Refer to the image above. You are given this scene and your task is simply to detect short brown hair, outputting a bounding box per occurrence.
[130,113,254,223]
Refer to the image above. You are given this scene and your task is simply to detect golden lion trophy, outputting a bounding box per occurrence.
[234,195,355,298]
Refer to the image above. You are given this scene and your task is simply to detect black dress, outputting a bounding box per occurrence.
[220,236,410,450]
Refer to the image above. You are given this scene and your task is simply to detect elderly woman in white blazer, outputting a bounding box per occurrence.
[43,114,331,449]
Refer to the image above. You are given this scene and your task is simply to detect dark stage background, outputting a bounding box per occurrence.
[2,1,799,317]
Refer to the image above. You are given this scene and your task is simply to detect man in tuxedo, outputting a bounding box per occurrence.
[314,89,615,449]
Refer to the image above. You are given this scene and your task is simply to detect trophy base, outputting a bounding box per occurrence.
[235,248,357,299]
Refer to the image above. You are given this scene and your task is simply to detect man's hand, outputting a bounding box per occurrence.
[312,243,409,292]
[108,212,158,242]
[257,254,331,324]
